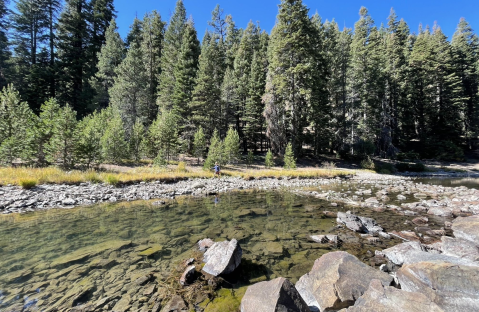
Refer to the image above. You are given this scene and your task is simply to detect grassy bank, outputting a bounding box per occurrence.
[0,166,354,187]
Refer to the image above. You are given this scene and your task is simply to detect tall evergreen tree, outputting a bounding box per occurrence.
[172,18,200,140]
[157,0,186,110]
[0,0,10,89]
[109,41,148,137]
[125,16,142,48]
[47,104,78,169]
[91,18,125,108]
[263,0,322,155]
[452,18,479,149]
[141,11,165,123]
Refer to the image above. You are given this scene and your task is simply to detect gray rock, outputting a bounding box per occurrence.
[202,239,242,276]
[339,279,444,312]
[397,261,479,312]
[161,295,187,311]
[452,215,479,243]
[440,236,479,261]
[337,212,383,234]
[62,198,76,205]
[197,238,214,252]
[295,251,393,312]
[241,277,310,312]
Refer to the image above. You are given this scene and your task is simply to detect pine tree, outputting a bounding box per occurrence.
[264,0,322,155]
[265,149,274,167]
[56,0,90,116]
[125,17,142,48]
[172,19,200,124]
[0,85,35,165]
[220,67,236,136]
[101,108,128,164]
[452,18,479,149]
[34,97,61,166]
[0,0,10,89]
[129,119,144,162]
[149,109,179,161]
[224,126,240,164]
[91,19,125,108]
[204,128,224,169]
[76,110,104,168]
[193,126,206,164]
[109,41,148,137]
[157,0,186,110]
[283,142,296,169]
[141,11,165,123]
[190,33,225,137]
[47,104,78,169]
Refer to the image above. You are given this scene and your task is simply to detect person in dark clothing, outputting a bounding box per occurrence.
[213,162,221,177]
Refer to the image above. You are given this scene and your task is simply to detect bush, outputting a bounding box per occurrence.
[360,157,375,170]
[376,162,396,174]
[283,143,296,170]
[322,161,336,169]
[153,150,168,167]
[105,174,120,186]
[396,151,420,161]
[20,178,37,189]
[85,170,102,183]
[265,149,274,168]
[378,169,391,174]
[435,141,464,161]
[247,151,254,167]
[396,162,425,172]
[177,161,186,172]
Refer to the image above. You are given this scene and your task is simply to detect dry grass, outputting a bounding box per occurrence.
[0,166,354,186]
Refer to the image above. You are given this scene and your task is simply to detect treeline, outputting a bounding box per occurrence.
[0,0,478,169]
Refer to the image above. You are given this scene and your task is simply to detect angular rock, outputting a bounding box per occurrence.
[112,294,131,312]
[440,236,479,261]
[202,239,242,276]
[310,235,338,244]
[339,279,444,312]
[397,261,479,312]
[198,238,214,252]
[390,230,420,242]
[161,295,187,311]
[337,212,383,234]
[241,277,310,312]
[412,217,428,225]
[295,251,393,312]
[452,215,479,243]
[179,265,196,286]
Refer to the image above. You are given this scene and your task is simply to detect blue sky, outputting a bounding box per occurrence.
[115,0,479,40]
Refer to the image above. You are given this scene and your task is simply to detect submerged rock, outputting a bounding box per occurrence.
[336,212,383,234]
[202,239,242,276]
[161,295,188,311]
[339,279,444,312]
[179,265,196,286]
[295,251,393,312]
[397,261,479,312]
[240,277,310,312]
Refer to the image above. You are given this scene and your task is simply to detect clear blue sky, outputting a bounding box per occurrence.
[115,0,479,40]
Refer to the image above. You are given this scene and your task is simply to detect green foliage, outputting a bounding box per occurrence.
[149,109,179,161]
[0,85,36,166]
[85,170,102,183]
[429,140,465,161]
[105,174,120,186]
[354,139,376,157]
[247,151,254,166]
[396,152,420,161]
[395,162,425,172]
[360,156,375,170]
[153,149,167,167]
[46,104,78,169]
[224,127,240,164]
[76,111,105,169]
[283,143,296,170]
[177,161,186,172]
[129,120,145,163]
[265,149,274,168]
[101,109,128,164]
[34,98,61,167]
[20,178,37,189]
[204,129,224,170]
[193,126,206,163]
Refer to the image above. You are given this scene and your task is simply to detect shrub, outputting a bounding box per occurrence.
[376,162,396,174]
[247,151,254,167]
[20,178,37,189]
[85,170,102,183]
[322,161,336,169]
[396,151,420,161]
[360,157,375,170]
[265,149,274,168]
[153,150,168,167]
[378,169,391,174]
[283,143,296,170]
[105,174,120,186]
[177,161,186,172]
[396,162,425,172]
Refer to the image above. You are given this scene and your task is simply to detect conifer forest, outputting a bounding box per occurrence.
[0,0,478,169]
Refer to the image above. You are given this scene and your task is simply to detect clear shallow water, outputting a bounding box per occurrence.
[415,177,479,189]
[0,189,447,311]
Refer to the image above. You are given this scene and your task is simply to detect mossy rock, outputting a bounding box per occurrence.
[204,287,248,312]
[138,245,163,257]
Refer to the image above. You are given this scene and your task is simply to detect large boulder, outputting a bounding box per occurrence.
[382,242,478,267]
[397,261,479,312]
[202,239,242,276]
[452,215,479,243]
[240,277,310,312]
[336,212,383,234]
[338,279,444,312]
[440,236,479,261]
[295,251,393,312]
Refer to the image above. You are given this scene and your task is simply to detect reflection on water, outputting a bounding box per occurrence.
[0,190,447,310]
